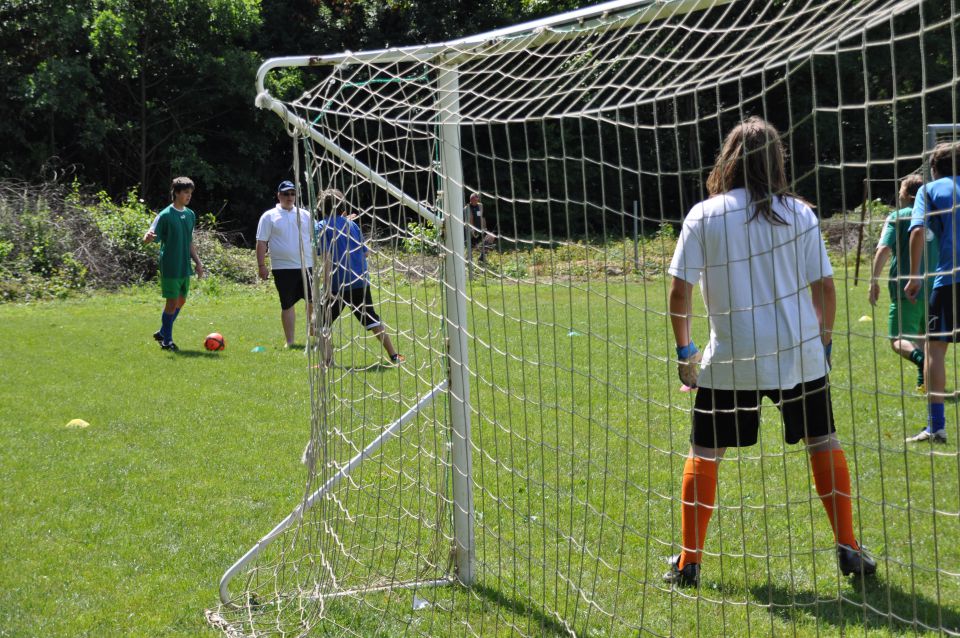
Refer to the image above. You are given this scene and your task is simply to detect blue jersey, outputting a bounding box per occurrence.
[910,177,960,288]
[316,215,368,291]
[910,177,960,289]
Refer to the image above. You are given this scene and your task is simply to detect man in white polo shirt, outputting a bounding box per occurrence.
[256,180,314,347]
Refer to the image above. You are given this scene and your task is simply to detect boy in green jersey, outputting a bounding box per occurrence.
[143,177,205,351]
[868,174,937,391]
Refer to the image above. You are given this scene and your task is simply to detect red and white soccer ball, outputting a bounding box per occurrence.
[204,332,226,351]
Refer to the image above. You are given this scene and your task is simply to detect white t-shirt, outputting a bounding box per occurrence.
[256,205,314,270]
[668,188,832,390]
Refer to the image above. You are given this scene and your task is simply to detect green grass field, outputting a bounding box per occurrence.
[1,271,959,637]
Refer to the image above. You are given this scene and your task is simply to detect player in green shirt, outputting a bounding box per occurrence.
[142,177,205,352]
[868,174,936,391]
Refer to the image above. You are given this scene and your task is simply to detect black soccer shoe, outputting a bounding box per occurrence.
[663,554,700,587]
[160,341,179,352]
[838,544,877,577]
[153,330,164,343]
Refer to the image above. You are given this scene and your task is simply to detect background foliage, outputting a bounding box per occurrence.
[0,0,955,291]
[0,179,255,301]
[0,0,585,243]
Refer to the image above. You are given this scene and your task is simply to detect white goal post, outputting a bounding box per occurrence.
[212,1,960,636]
[227,0,741,604]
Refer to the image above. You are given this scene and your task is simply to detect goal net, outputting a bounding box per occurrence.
[211,0,960,635]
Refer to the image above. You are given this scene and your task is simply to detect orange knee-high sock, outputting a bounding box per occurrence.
[809,449,858,549]
[680,456,719,569]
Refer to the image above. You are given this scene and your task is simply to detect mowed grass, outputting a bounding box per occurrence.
[1,270,959,637]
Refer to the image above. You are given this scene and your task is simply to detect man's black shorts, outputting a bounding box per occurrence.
[273,268,313,310]
[691,376,835,448]
[323,285,381,329]
[928,282,960,342]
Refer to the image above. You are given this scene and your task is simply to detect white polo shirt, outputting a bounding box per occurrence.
[668,188,832,390]
[256,205,314,270]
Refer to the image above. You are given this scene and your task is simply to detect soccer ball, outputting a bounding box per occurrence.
[204,332,226,351]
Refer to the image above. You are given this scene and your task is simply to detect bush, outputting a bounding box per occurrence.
[820,198,892,257]
[194,232,258,284]
[401,221,441,255]
[0,179,257,301]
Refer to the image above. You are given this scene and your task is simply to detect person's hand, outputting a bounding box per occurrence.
[824,340,832,368]
[676,342,701,389]
[904,277,922,303]
[868,281,880,306]
[258,263,269,280]
[143,229,156,243]
[195,263,205,279]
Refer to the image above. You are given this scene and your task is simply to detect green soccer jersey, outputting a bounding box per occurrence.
[880,207,938,299]
[154,205,196,279]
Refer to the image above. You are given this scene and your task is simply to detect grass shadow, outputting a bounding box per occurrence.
[169,349,219,358]
[338,362,395,373]
[749,577,960,634]
[470,582,575,638]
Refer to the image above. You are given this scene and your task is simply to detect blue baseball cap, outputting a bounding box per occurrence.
[277,180,296,192]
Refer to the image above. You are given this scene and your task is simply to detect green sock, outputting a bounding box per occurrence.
[910,349,924,367]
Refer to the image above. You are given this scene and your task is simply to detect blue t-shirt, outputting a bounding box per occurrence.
[910,176,960,289]
[316,215,368,291]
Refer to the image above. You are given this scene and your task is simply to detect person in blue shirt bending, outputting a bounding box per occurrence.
[315,189,405,367]
[905,142,960,443]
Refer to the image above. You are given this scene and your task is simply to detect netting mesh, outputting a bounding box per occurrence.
[210,0,960,635]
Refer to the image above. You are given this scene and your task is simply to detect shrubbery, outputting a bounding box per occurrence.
[401,220,442,255]
[0,180,256,301]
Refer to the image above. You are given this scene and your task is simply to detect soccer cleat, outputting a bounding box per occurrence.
[390,353,406,364]
[160,341,179,352]
[153,330,164,343]
[916,383,926,395]
[905,428,947,443]
[662,554,699,587]
[837,544,877,577]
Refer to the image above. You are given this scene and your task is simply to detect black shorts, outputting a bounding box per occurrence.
[691,376,835,448]
[323,285,381,330]
[928,283,960,342]
[273,268,313,310]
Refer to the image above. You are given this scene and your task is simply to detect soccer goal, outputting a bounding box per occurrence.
[210,1,960,636]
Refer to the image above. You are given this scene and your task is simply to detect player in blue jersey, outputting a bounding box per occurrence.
[315,189,404,366]
[905,142,960,443]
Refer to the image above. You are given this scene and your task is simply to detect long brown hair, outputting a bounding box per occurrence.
[706,117,791,225]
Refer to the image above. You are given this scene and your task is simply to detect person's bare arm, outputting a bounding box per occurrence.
[256,240,269,280]
[190,242,204,278]
[669,276,700,387]
[904,227,926,302]
[810,276,836,345]
[669,277,694,347]
[868,246,891,306]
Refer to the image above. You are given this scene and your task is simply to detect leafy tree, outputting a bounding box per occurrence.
[86,0,263,200]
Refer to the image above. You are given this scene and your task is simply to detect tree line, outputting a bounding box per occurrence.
[0,0,583,242]
[1,1,956,243]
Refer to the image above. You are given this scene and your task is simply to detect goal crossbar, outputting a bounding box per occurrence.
[253,0,736,78]
[254,91,440,226]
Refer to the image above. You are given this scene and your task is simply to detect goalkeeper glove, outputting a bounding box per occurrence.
[676,341,702,388]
